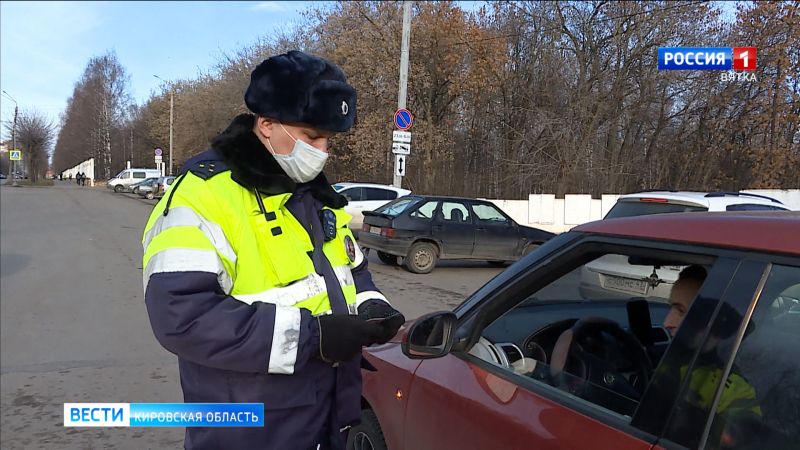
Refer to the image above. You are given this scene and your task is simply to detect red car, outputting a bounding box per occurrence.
[350,212,800,450]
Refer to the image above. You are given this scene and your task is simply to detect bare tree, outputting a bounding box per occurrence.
[52,51,132,178]
[5,110,55,183]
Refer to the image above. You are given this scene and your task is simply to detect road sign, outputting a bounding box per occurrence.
[392,142,411,155]
[154,147,163,156]
[395,154,407,177]
[155,155,163,163]
[394,108,413,130]
[10,150,22,161]
[393,130,412,143]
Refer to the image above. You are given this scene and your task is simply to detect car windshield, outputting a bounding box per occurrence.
[605,200,707,219]
[375,197,421,216]
[332,184,346,192]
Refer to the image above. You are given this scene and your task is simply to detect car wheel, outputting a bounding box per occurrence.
[113,185,123,193]
[145,192,154,200]
[347,409,387,450]
[523,243,540,256]
[377,251,398,266]
[405,242,438,274]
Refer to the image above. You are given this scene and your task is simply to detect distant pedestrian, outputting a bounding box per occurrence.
[81,173,87,186]
[76,173,81,185]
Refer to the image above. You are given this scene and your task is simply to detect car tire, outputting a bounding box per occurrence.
[523,243,540,256]
[347,409,387,450]
[145,192,154,200]
[113,185,123,193]
[377,251,398,266]
[405,242,438,274]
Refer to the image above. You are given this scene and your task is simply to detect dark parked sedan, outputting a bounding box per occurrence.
[358,195,556,273]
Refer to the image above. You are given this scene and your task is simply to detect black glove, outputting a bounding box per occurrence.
[358,302,406,344]
[316,314,385,363]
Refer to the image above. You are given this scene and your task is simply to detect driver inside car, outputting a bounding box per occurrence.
[663,265,762,449]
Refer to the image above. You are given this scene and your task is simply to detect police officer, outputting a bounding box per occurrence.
[142,50,404,450]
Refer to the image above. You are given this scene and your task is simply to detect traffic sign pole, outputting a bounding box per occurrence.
[394,0,412,188]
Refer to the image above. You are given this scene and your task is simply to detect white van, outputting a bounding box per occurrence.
[108,169,163,193]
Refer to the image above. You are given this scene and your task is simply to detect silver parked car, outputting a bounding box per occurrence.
[144,176,176,200]
[131,177,159,195]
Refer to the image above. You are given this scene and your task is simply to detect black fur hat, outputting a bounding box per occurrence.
[244,50,356,133]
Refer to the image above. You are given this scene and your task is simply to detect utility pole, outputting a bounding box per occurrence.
[154,75,174,175]
[169,89,174,176]
[3,90,19,186]
[394,0,412,188]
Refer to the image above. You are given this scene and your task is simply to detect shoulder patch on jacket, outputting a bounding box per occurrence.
[186,159,231,180]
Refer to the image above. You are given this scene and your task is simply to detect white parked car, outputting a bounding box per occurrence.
[332,182,411,232]
[108,169,162,193]
[580,191,788,301]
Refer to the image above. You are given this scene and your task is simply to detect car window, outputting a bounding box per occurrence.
[605,200,707,218]
[332,184,345,192]
[376,197,421,216]
[477,248,718,423]
[440,201,471,223]
[725,203,787,211]
[132,171,147,179]
[363,187,397,201]
[410,201,439,220]
[701,265,800,450]
[472,203,509,225]
[340,187,363,202]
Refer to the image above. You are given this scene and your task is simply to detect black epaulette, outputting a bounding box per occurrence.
[186,159,230,180]
[163,158,231,217]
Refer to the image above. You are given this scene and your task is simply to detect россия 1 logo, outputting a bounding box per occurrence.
[658,47,757,82]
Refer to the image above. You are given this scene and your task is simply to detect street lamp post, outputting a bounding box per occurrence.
[153,75,174,176]
[2,90,19,186]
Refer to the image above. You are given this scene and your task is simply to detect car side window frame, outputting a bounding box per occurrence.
[340,187,363,202]
[637,259,769,448]
[699,262,800,449]
[451,235,748,442]
[438,201,472,224]
[362,187,397,201]
[409,200,440,221]
[471,201,513,226]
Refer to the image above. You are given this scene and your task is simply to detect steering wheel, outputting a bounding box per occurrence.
[550,317,652,413]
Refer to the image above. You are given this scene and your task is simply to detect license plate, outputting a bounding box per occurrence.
[602,275,648,295]
[370,226,381,234]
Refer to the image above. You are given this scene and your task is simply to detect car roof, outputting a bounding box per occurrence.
[618,191,784,209]
[574,211,800,256]
[334,182,410,192]
[404,194,494,202]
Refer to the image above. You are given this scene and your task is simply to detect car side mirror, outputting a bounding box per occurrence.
[402,311,457,359]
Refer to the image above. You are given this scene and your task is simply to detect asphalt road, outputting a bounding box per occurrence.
[0,181,504,449]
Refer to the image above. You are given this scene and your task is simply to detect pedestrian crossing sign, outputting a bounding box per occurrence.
[10,150,21,160]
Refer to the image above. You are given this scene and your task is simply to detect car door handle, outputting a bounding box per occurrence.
[476,227,486,231]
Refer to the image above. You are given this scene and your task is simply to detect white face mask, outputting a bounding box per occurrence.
[266,123,329,183]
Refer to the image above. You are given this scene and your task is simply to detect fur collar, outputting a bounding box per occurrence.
[211,113,347,208]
